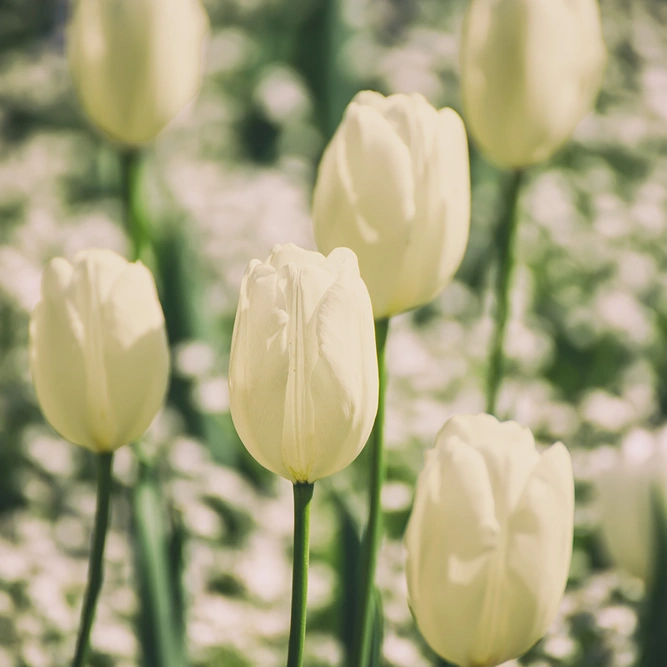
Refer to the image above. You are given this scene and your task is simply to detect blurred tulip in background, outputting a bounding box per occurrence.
[67,0,209,145]
[460,0,607,168]
[596,438,667,582]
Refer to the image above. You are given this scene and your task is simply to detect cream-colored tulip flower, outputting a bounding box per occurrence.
[596,435,667,582]
[67,0,209,145]
[460,0,606,168]
[312,91,470,320]
[228,243,378,483]
[405,414,574,667]
[29,249,169,452]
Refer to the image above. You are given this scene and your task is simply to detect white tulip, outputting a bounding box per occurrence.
[312,91,471,319]
[67,0,209,145]
[460,0,607,168]
[29,249,169,452]
[405,414,574,667]
[595,436,667,582]
[228,243,378,483]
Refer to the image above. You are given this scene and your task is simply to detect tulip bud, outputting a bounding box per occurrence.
[312,91,471,319]
[595,439,667,582]
[67,0,209,145]
[29,249,170,452]
[405,414,574,667]
[228,243,379,483]
[459,0,607,168]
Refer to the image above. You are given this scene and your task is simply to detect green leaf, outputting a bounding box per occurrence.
[331,492,385,667]
[637,484,667,667]
[369,587,384,667]
[131,459,188,667]
[332,493,360,660]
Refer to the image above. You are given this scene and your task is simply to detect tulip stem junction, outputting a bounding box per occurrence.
[120,148,150,263]
[287,482,315,667]
[353,317,390,667]
[486,169,524,416]
[71,452,114,667]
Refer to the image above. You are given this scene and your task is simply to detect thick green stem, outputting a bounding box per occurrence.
[485,170,524,416]
[71,453,114,667]
[352,317,390,667]
[287,482,315,667]
[120,148,149,263]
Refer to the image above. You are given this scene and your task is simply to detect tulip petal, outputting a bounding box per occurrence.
[342,103,416,241]
[405,436,500,666]
[597,460,653,581]
[268,243,326,273]
[433,108,471,281]
[308,264,378,481]
[313,102,415,317]
[437,413,537,463]
[280,262,334,481]
[483,442,573,664]
[313,91,471,318]
[29,260,91,448]
[229,264,291,480]
[389,106,470,313]
[102,263,170,449]
[71,250,131,448]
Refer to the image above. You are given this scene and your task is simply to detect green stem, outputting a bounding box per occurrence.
[287,482,315,667]
[485,169,525,416]
[71,453,114,667]
[120,148,149,263]
[352,317,390,667]
[119,152,187,665]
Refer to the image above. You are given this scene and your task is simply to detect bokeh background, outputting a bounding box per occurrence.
[0,0,666,665]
